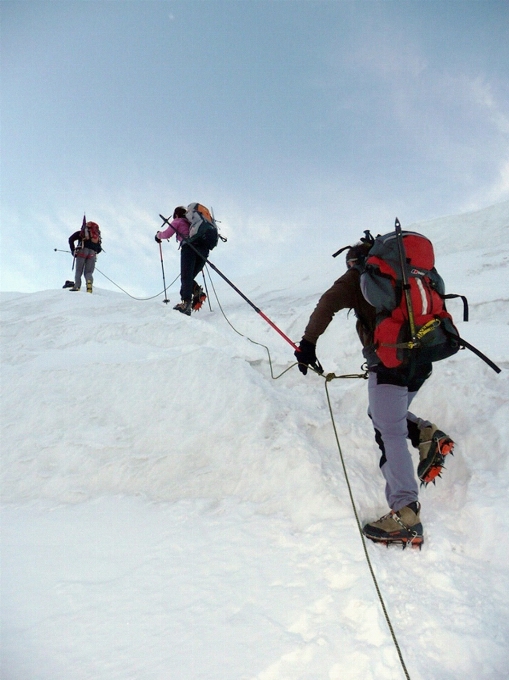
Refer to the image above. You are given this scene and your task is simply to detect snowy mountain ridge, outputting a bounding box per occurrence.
[1,200,509,680]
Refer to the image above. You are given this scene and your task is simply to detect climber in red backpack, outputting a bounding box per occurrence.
[68,219,102,293]
[294,226,456,548]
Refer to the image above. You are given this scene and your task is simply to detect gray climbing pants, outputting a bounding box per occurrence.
[367,364,432,512]
[74,249,96,288]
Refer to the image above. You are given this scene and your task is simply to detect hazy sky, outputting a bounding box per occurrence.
[1,0,508,294]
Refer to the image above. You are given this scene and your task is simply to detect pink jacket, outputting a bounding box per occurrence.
[157,217,190,243]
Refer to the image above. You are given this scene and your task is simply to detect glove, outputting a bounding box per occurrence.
[294,338,320,375]
[155,233,162,243]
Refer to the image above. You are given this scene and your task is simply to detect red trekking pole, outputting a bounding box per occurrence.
[159,214,299,350]
[205,257,300,350]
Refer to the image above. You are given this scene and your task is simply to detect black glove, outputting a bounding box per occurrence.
[155,234,161,243]
[295,338,321,375]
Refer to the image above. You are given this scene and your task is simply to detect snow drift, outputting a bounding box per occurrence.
[1,201,509,679]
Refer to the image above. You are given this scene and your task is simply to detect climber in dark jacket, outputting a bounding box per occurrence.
[294,242,454,548]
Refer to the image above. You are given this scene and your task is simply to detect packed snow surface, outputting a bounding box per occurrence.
[2,202,509,679]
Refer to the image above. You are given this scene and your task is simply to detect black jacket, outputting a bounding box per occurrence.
[69,231,102,255]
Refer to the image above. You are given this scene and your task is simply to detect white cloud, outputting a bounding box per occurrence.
[471,157,509,210]
[466,76,509,135]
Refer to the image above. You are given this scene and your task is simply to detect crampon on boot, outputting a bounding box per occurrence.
[362,502,424,549]
[417,426,455,486]
[192,284,207,312]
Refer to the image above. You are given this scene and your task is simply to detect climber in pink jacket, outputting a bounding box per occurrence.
[155,206,207,316]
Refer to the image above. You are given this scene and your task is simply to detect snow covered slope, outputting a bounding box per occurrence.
[1,201,509,680]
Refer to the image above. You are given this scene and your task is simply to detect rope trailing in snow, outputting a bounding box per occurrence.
[94,258,409,679]
[94,266,180,301]
[204,266,367,381]
[71,255,410,678]
[323,378,412,680]
[206,265,411,680]
[62,253,412,678]
[203,266,293,379]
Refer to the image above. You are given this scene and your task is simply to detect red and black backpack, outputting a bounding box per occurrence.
[81,221,101,245]
[333,220,499,373]
[360,225,463,368]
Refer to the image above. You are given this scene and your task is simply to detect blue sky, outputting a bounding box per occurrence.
[1,0,508,295]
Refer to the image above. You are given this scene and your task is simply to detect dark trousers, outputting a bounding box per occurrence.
[180,241,209,301]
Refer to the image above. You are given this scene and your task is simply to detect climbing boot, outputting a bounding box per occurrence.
[86,281,93,293]
[363,502,423,549]
[173,300,192,316]
[417,424,454,485]
[69,286,81,292]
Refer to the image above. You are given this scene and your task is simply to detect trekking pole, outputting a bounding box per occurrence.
[159,215,299,351]
[205,257,300,350]
[394,217,418,347]
[202,269,212,311]
[78,213,86,270]
[53,247,76,271]
[158,241,170,304]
